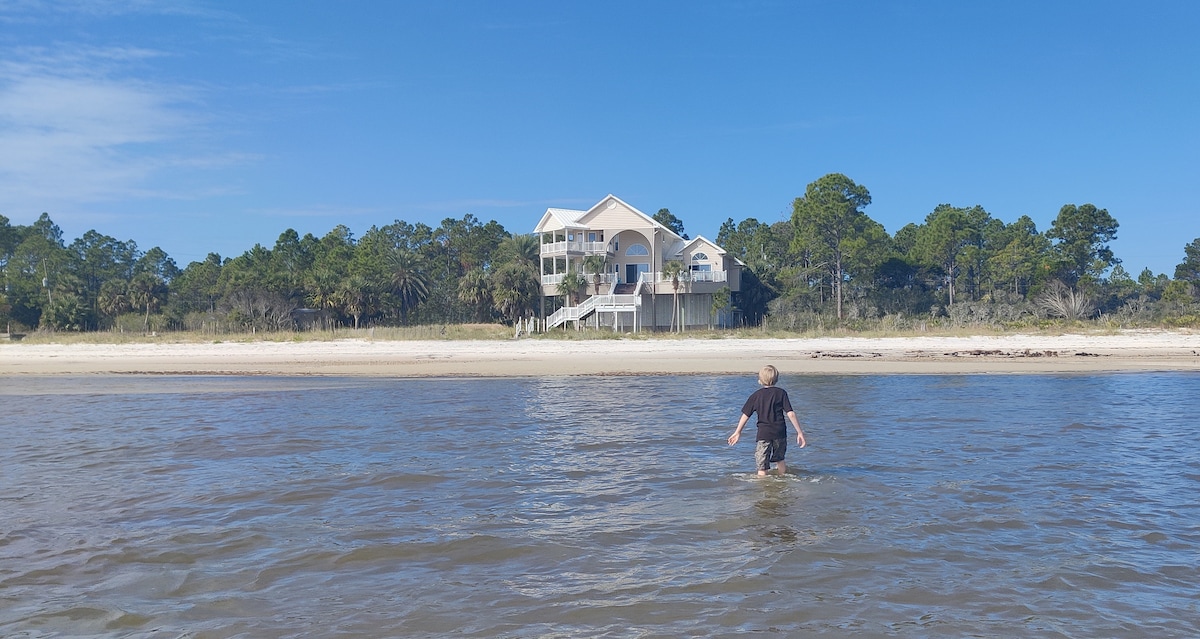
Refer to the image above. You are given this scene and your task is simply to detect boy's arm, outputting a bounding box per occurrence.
[728,413,750,445]
[787,410,807,448]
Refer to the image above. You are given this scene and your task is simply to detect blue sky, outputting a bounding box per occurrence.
[1,1,1197,276]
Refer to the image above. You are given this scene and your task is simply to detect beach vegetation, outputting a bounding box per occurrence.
[662,260,688,332]
[1035,281,1096,320]
[487,233,542,326]
[558,267,588,307]
[385,249,431,325]
[790,173,878,320]
[457,267,494,322]
[3,186,1200,340]
[711,286,731,329]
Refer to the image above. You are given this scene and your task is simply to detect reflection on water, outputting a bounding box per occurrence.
[2,372,1199,638]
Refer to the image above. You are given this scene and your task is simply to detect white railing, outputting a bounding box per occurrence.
[546,270,726,330]
[540,240,610,255]
[546,304,580,327]
[632,270,651,294]
[546,292,640,329]
[592,293,639,309]
[548,270,725,290]
[652,270,727,284]
[690,270,728,283]
[596,272,617,286]
[541,272,617,287]
[547,295,597,328]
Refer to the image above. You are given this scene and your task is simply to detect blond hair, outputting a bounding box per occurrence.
[758,365,779,386]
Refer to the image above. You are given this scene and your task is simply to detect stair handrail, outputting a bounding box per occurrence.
[548,276,650,329]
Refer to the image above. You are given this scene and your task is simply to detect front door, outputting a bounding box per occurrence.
[626,263,648,285]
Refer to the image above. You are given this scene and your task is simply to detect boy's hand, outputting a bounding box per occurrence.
[727,431,740,446]
[797,433,807,448]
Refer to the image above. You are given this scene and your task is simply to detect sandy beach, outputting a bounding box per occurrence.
[2,330,1199,377]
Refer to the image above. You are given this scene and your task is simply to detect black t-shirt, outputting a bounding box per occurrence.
[741,386,793,441]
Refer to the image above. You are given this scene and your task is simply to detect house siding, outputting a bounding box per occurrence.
[536,195,737,331]
[581,200,655,232]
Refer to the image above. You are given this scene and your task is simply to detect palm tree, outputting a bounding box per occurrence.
[127,272,166,333]
[491,259,540,325]
[305,266,341,329]
[661,260,688,332]
[711,286,731,329]
[0,290,10,335]
[457,268,493,323]
[1036,280,1095,320]
[496,233,540,267]
[388,249,430,325]
[559,266,588,306]
[97,279,130,330]
[336,274,374,329]
[583,254,608,296]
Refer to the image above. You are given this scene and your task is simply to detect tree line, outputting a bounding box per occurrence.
[0,213,543,333]
[722,174,1200,329]
[2,173,1198,334]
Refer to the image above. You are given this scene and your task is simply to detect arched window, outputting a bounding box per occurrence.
[625,244,649,256]
[692,252,709,261]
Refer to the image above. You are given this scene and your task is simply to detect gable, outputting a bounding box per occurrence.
[578,195,683,241]
[677,235,726,257]
[533,208,587,233]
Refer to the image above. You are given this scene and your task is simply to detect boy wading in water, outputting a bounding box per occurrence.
[728,365,806,476]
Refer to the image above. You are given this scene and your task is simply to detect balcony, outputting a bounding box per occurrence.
[653,270,728,284]
[542,272,617,287]
[540,240,611,257]
[543,270,727,289]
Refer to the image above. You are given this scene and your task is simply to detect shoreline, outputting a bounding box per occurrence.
[2,330,1199,378]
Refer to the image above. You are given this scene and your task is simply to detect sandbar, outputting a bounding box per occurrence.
[1,330,1198,378]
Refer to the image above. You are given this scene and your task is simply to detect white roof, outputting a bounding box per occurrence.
[678,235,727,256]
[546,208,587,226]
[534,207,588,232]
[534,194,688,242]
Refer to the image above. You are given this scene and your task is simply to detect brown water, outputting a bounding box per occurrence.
[2,373,1198,638]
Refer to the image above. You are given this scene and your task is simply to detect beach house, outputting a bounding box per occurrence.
[534,195,741,331]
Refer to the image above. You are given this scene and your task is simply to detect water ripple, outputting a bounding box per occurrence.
[2,373,1198,637]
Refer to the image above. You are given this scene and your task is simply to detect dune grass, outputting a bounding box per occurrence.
[7,318,1191,347]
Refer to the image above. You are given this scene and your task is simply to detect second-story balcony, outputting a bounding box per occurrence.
[542,272,617,287]
[540,240,612,257]
[543,270,731,291]
[653,270,729,284]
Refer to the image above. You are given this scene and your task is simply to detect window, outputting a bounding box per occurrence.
[692,252,709,261]
[626,244,649,256]
[690,264,711,271]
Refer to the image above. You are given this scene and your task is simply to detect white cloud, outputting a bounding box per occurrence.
[0,0,231,22]
[0,68,181,202]
[1,75,188,144]
[0,44,243,211]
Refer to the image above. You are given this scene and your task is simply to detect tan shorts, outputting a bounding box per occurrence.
[755,438,787,471]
